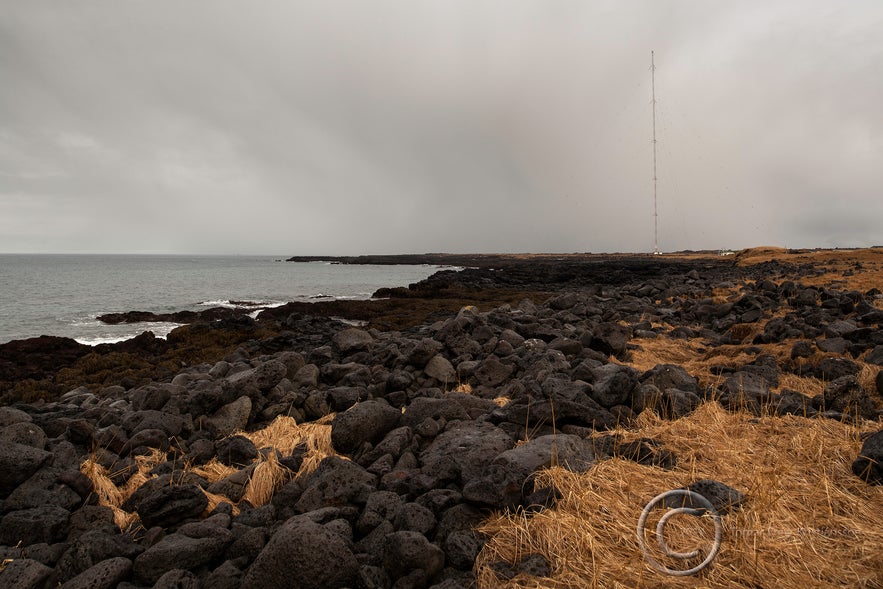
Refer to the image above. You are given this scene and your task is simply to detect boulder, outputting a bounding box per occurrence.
[394,502,436,535]
[822,375,880,420]
[473,357,514,388]
[585,322,631,357]
[0,406,33,427]
[402,397,471,429]
[326,386,369,411]
[202,396,252,437]
[865,345,883,366]
[216,435,259,466]
[382,530,445,583]
[590,364,640,408]
[814,357,861,381]
[790,340,815,359]
[58,557,133,589]
[492,396,617,431]
[425,355,456,384]
[133,531,232,584]
[333,327,374,354]
[153,569,199,589]
[817,337,849,354]
[292,364,320,388]
[0,442,52,498]
[241,517,359,589]
[331,400,401,454]
[126,409,186,437]
[55,529,143,583]
[0,422,46,449]
[294,457,378,513]
[641,364,699,393]
[0,559,54,589]
[419,422,513,484]
[0,505,70,546]
[121,428,170,455]
[136,484,209,529]
[356,491,404,534]
[853,430,883,485]
[462,434,593,510]
[408,339,444,368]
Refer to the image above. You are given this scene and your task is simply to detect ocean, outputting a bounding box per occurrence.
[0,255,441,345]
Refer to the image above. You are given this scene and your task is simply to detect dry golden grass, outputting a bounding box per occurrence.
[735,247,883,292]
[80,413,339,529]
[241,451,289,507]
[190,458,239,484]
[476,403,883,588]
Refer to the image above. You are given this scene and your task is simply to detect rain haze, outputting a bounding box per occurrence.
[1,1,882,255]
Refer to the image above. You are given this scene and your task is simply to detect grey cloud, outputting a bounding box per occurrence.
[1,1,881,254]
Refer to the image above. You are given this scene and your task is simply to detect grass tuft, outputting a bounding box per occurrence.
[476,402,883,588]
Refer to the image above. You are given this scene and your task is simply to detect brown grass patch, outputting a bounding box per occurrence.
[241,451,289,507]
[190,459,239,484]
[476,403,883,588]
[734,247,883,291]
[81,414,339,530]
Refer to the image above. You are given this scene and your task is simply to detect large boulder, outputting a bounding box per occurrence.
[401,397,471,429]
[133,529,233,584]
[584,322,631,357]
[419,422,513,484]
[0,422,47,449]
[473,357,514,388]
[294,456,378,513]
[814,357,861,381]
[641,364,699,394]
[136,484,208,529]
[424,354,456,384]
[463,434,594,509]
[242,517,359,589]
[331,400,401,454]
[0,505,70,546]
[865,345,883,366]
[201,395,252,437]
[0,442,52,498]
[590,364,640,408]
[332,328,374,354]
[823,375,881,420]
[0,406,33,427]
[58,557,133,589]
[0,559,54,589]
[382,530,445,584]
[55,529,143,583]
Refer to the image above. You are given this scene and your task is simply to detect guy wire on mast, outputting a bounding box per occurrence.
[651,51,660,255]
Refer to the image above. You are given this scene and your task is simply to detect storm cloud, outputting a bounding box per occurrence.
[1,1,881,254]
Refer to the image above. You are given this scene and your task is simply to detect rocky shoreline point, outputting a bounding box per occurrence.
[1,248,883,588]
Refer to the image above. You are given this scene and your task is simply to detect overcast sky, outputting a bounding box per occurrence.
[1,1,881,255]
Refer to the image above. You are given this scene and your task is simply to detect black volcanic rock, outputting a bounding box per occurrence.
[853,430,883,485]
[0,335,90,382]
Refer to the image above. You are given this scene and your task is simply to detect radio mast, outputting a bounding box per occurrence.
[651,51,660,255]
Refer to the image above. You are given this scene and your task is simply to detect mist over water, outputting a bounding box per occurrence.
[0,255,438,344]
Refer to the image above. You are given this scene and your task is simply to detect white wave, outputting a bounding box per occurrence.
[74,322,182,346]
[197,299,287,310]
[332,317,369,327]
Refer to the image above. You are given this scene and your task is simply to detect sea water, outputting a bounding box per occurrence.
[0,255,440,345]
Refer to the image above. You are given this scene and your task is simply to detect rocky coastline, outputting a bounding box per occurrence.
[1,249,882,588]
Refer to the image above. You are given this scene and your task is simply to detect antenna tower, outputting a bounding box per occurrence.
[651,51,660,255]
